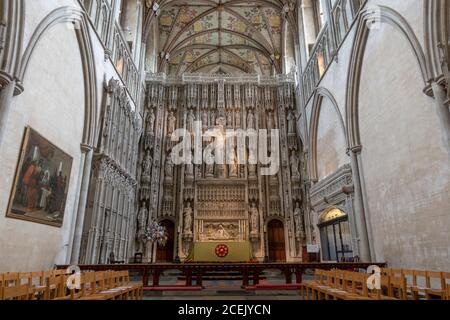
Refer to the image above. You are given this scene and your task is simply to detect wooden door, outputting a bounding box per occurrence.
[267,219,286,262]
[156,220,175,262]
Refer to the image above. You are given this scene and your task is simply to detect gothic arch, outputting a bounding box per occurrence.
[18,6,98,147]
[345,6,431,148]
[0,0,25,94]
[423,0,450,81]
[309,87,347,182]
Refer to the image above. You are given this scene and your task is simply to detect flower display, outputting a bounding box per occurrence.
[143,219,168,246]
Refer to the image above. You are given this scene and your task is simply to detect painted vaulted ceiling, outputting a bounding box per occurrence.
[155,0,288,76]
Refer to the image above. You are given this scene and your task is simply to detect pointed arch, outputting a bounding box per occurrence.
[309,87,347,182]
[18,6,98,147]
[346,6,430,148]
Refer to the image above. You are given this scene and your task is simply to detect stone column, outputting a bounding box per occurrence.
[431,82,450,150]
[70,144,94,264]
[348,146,371,262]
[0,80,16,148]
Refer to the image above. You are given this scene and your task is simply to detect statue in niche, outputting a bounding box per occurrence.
[185,161,194,178]
[247,111,255,129]
[248,164,257,177]
[186,109,195,133]
[229,148,238,177]
[137,203,148,238]
[142,150,152,176]
[267,112,275,129]
[167,111,176,134]
[294,202,304,236]
[210,110,216,126]
[195,164,202,179]
[235,111,241,128]
[227,111,233,127]
[290,152,300,179]
[202,111,208,128]
[287,111,295,134]
[183,202,193,234]
[250,202,259,234]
[165,152,174,178]
[205,148,215,177]
[147,109,156,134]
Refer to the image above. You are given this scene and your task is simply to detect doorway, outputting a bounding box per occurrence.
[267,219,286,262]
[156,220,175,262]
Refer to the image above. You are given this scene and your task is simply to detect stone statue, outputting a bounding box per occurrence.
[229,148,238,177]
[165,152,174,178]
[247,111,255,129]
[287,111,295,134]
[267,112,275,129]
[167,111,176,134]
[185,161,194,178]
[290,152,300,178]
[250,202,259,233]
[227,111,233,127]
[210,110,216,126]
[183,202,193,233]
[142,150,152,176]
[235,111,241,127]
[248,164,257,177]
[186,109,195,133]
[202,111,208,128]
[294,202,303,235]
[147,109,156,134]
[137,203,148,235]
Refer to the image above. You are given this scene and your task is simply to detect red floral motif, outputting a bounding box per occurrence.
[215,244,229,258]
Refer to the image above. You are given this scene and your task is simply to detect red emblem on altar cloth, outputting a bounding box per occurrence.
[215,244,229,258]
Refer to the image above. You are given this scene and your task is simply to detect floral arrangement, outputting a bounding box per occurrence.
[144,220,168,246]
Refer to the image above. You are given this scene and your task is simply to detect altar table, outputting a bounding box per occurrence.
[186,241,253,262]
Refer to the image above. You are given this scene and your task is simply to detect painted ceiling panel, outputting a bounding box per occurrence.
[157,0,284,75]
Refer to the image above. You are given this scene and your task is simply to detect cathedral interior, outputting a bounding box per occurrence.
[0,0,449,301]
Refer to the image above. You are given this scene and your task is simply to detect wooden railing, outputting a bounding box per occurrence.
[56,262,386,289]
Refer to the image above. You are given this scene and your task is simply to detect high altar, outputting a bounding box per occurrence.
[137,74,307,262]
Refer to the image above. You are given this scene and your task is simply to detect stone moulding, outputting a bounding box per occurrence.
[310,164,353,209]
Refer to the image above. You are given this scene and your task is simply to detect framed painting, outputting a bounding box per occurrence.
[6,127,73,227]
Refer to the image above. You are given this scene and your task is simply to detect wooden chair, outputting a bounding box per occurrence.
[1,284,32,300]
[410,270,429,300]
[390,276,407,300]
[43,274,64,300]
[369,275,397,300]
[0,273,19,288]
[402,269,415,299]
[121,270,143,300]
[425,271,445,300]
[30,271,47,299]
[446,284,450,300]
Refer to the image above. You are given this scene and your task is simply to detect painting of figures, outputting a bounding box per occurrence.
[6,127,73,227]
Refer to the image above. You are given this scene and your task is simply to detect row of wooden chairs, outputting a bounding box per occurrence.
[0,270,143,300]
[302,268,450,300]
[302,269,415,300]
[381,268,450,300]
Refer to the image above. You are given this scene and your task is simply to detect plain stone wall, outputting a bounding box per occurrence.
[306,0,450,270]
